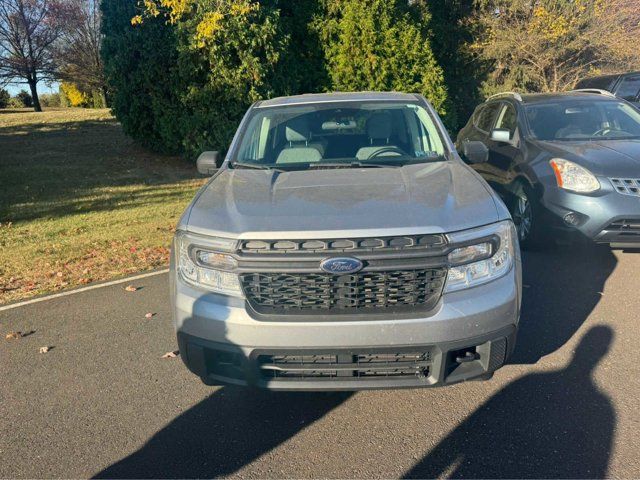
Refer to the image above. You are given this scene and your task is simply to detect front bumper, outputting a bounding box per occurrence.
[171,265,521,391]
[542,182,640,246]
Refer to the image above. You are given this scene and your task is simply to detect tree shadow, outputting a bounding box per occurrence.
[94,388,352,479]
[0,118,201,222]
[404,325,615,478]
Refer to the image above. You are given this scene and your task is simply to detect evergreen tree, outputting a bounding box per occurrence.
[101,0,184,154]
[316,0,452,125]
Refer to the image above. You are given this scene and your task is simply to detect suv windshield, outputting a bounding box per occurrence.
[525,99,640,141]
[233,102,446,169]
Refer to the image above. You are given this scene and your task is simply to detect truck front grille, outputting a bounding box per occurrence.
[257,351,432,380]
[240,268,446,314]
[610,178,640,196]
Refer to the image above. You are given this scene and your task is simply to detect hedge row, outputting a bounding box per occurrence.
[102,0,477,159]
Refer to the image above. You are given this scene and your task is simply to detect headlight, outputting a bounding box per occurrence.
[444,220,516,293]
[175,231,243,297]
[549,158,600,193]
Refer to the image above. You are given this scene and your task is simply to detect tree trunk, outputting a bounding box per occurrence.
[28,79,42,112]
[100,86,108,109]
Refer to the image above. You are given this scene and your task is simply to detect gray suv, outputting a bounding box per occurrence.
[456,90,640,248]
[170,92,521,391]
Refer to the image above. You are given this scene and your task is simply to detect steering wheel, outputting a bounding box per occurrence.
[592,127,612,137]
[367,146,406,160]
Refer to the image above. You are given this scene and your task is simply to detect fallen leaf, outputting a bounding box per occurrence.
[39,346,50,354]
[162,350,179,358]
[144,312,155,319]
[125,285,138,292]
[5,331,22,340]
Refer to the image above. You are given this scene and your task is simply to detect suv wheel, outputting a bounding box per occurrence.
[510,183,547,249]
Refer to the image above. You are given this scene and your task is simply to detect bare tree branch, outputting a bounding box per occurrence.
[473,0,640,94]
[0,0,67,111]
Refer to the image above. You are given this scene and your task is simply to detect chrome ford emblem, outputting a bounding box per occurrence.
[320,257,364,274]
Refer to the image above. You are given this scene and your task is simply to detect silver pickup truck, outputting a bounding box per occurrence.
[170,92,522,391]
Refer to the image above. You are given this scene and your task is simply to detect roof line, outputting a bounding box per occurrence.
[486,92,523,102]
[256,97,420,108]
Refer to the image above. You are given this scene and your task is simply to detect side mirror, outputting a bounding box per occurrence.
[490,128,511,143]
[196,151,223,175]
[462,141,489,164]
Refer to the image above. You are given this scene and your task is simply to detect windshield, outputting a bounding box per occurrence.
[233,102,446,169]
[525,99,640,141]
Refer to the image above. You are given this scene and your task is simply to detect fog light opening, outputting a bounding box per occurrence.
[563,211,581,227]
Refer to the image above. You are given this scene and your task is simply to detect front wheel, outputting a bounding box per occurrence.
[509,183,548,249]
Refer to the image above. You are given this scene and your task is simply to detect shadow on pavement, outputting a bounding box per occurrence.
[404,325,615,478]
[96,244,617,478]
[513,244,616,363]
[95,389,352,479]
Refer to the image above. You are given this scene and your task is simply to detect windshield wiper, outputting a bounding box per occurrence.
[306,162,401,169]
[230,162,286,173]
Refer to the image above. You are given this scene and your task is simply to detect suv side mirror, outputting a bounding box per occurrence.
[196,151,223,175]
[490,128,511,143]
[462,141,489,164]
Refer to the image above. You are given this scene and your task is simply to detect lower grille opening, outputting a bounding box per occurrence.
[605,219,640,235]
[258,352,432,381]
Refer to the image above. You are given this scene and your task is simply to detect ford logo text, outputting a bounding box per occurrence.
[320,257,364,274]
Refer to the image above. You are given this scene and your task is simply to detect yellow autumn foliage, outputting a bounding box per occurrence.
[61,83,88,107]
[132,0,258,33]
[195,11,224,45]
[531,6,570,41]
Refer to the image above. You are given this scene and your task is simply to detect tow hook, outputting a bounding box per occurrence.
[456,351,480,364]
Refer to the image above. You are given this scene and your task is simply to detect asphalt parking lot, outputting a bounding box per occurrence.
[1,245,639,479]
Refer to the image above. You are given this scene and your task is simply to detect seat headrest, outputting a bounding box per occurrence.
[285,117,312,143]
[367,112,393,140]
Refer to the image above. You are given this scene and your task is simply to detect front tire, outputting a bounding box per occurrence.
[509,182,548,249]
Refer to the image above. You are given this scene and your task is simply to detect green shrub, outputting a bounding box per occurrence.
[101,0,184,154]
[7,97,23,108]
[102,0,455,157]
[316,0,453,126]
[16,90,33,108]
[0,88,10,108]
[40,93,62,108]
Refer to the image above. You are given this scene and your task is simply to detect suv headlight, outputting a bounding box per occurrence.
[444,220,517,293]
[550,158,600,193]
[175,231,243,297]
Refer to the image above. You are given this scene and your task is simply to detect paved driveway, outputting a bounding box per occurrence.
[1,246,639,478]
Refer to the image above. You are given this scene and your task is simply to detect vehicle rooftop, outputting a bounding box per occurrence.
[256,91,421,108]
[488,91,622,105]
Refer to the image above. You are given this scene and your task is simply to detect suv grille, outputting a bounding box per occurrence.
[240,268,446,314]
[610,178,640,196]
[605,219,640,233]
[258,351,432,380]
[240,234,446,254]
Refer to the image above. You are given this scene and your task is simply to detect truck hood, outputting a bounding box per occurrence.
[533,139,640,177]
[185,161,500,238]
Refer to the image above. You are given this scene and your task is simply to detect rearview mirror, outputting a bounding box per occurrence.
[462,141,489,164]
[490,128,511,143]
[196,151,223,175]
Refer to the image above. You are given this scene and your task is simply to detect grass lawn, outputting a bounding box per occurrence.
[0,108,205,304]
